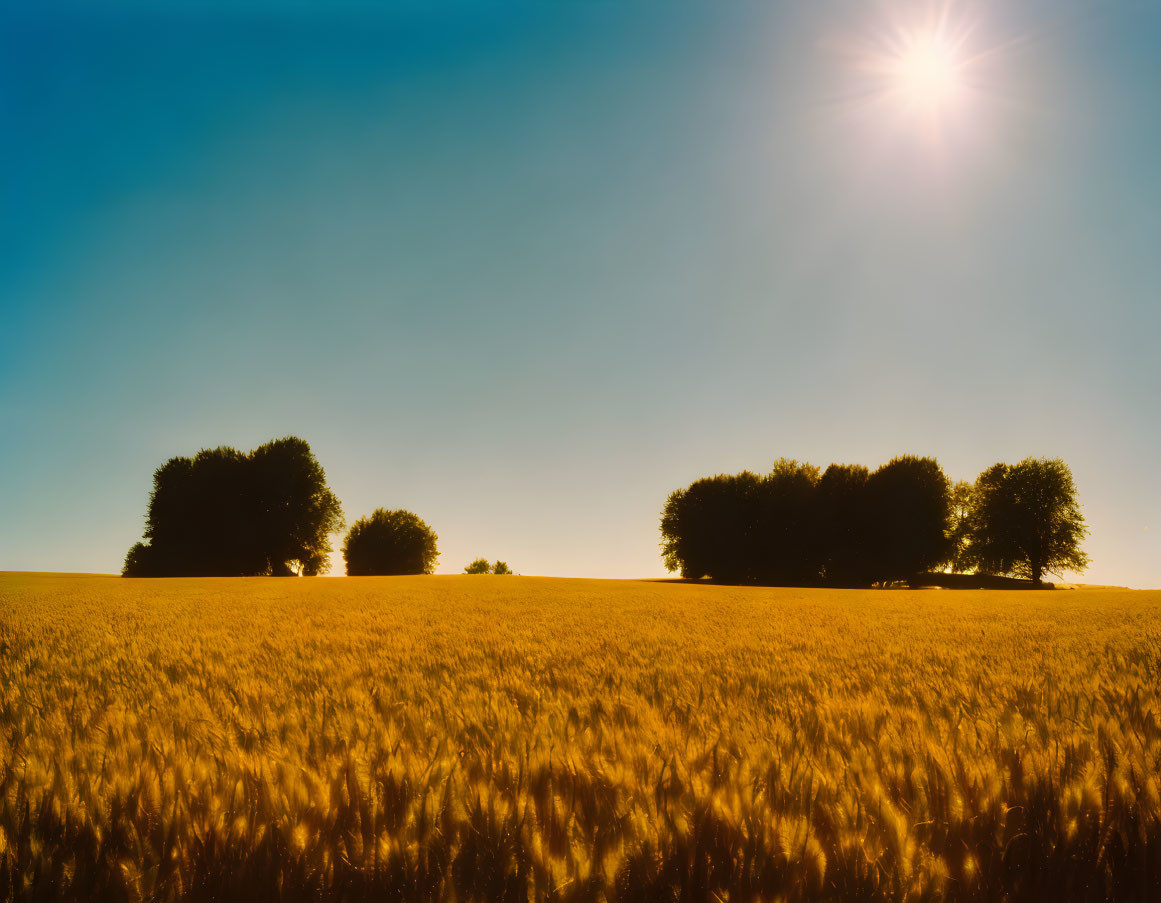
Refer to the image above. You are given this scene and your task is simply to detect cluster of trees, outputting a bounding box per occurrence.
[124,439,442,577]
[661,456,1088,587]
[464,558,513,574]
[123,438,344,577]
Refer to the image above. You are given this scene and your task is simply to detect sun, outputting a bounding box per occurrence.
[829,2,992,142]
[892,34,964,114]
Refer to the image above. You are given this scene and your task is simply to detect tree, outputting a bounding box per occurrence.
[946,480,976,574]
[863,456,952,583]
[464,558,513,574]
[250,437,345,576]
[343,509,439,576]
[123,437,342,577]
[122,542,158,578]
[660,487,698,577]
[966,457,1088,586]
[660,472,763,581]
[659,462,820,585]
[814,463,872,586]
[131,447,256,576]
[754,459,821,585]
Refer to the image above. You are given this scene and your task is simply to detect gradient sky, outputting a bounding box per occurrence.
[2,0,1159,585]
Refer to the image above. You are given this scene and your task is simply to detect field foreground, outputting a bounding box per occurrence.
[1,574,1159,902]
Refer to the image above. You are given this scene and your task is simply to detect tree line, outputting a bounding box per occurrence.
[660,455,1088,587]
[123,439,1086,585]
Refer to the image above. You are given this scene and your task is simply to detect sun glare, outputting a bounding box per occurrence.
[892,35,963,114]
[830,2,996,144]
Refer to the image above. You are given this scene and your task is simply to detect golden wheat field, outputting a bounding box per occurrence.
[1,573,1159,902]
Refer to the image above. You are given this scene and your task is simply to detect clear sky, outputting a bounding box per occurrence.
[2,0,1159,585]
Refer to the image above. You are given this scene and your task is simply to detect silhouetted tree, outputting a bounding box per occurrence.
[660,472,763,580]
[754,459,821,585]
[122,542,158,578]
[122,438,342,577]
[491,560,513,575]
[966,457,1088,586]
[864,455,952,583]
[136,455,199,576]
[814,463,872,586]
[250,437,345,575]
[343,509,439,576]
[126,446,259,577]
[660,463,821,585]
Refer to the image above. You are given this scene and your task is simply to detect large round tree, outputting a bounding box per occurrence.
[966,457,1088,586]
[342,509,439,576]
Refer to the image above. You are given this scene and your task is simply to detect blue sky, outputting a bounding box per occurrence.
[2,0,1159,585]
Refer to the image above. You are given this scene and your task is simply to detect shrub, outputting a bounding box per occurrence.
[465,558,513,574]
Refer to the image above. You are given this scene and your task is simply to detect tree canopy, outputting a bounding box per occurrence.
[123,437,343,577]
[343,509,439,576]
[965,457,1089,585]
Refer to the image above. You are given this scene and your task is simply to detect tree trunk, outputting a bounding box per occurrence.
[1031,562,1043,587]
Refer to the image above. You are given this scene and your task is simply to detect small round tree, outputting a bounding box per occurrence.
[342,509,438,576]
[464,557,491,574]
[464,558,513,574]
